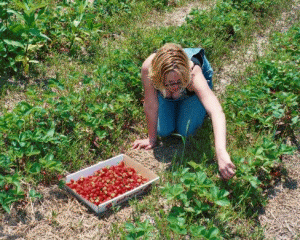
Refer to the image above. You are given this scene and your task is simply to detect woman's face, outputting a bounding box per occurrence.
[164,71,182,93]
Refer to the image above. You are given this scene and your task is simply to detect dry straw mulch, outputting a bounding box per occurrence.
[259,151,300,240]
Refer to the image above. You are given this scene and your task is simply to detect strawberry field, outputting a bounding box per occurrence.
[0,0,299,239]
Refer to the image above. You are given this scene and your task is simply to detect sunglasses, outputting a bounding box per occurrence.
[164,81,182,88]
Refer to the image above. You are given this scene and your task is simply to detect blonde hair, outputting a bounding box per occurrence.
[148,43,191,97]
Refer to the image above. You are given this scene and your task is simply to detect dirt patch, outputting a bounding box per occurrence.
[143,0,216,28]
[2,90,27,113]
[162,1,215,27]
[259,152,300,240]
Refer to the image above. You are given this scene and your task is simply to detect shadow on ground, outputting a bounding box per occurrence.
[152,117,216,172]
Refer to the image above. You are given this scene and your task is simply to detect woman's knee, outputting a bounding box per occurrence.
[157,118,175,137]
[177,121,197,137]
[176,112,206,137]
[157,128,174,137]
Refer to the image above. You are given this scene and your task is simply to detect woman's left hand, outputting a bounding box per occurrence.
[216,149,236,180]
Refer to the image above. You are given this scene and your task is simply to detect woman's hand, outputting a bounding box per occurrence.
[132,138,156,150]
[216,149,236,180]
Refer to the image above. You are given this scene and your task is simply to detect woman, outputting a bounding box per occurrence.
[132,43,235,179]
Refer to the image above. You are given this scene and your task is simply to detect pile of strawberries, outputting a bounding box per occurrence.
[66,161,148,206]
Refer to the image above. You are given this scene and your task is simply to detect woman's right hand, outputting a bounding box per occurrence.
[132,138,156,150]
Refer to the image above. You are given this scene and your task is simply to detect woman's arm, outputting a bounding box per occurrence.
[190,66,236,179]
[132,54,158,150]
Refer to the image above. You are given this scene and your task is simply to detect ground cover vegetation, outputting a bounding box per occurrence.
[0,0,298,238]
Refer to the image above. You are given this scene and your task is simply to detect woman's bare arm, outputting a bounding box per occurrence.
[190,65,236,179]
[132,54,158,149]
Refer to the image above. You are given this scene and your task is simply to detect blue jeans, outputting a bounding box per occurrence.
[157,48,213,137]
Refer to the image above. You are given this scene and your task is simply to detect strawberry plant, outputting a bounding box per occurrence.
[189,225,221,240]
[124,219,155,240]
[161,163,229,238]
[0,172,25,213]
[226,132,296,215]
[0,100,69,212]
[0,0,50,74]
[224,51,299,136]
[228,0,272,13]
[185,2,251,42]
[66,161,148,206]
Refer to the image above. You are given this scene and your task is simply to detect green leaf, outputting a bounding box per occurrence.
[291,116,299,125]
[180,172,196,187]
[125,223,136,232]
[58,180,65,189]
[73,20,81,28]
[255,147,264,155]
[0,155,12,170]
[30,3,47,13]
[135,220,154,234]
[29,189,42,199]
[215,199,230,206]
[243,175,261,188]
[169,206,185,218]
[74,37,84,44]
[7,9,24,21]
[95,130,108,140]
[46,154,54,161]
[167,216,187,235]
[195,171,210,185]
[29,60,39,64]
[0,25,7,33]
[28,29,50,41]
[46,128,55,138]
[125,236,135,240]
[184,207,195,213]
[181,167,190,175]
[187,161,201,170]
[189,225,206,237]
[48,79,65,90]
[12,181,22,193]
[207,227,220,238]
[1,203,11,213]
[16,119,25,129]
[40,33,51,41]
[278,144,295,155]
[163,184,184,201]
[3,39,24,48]
[210,186,218,198]
[218,189,230,198]
[26,146,41,157]
[29,162,41,174]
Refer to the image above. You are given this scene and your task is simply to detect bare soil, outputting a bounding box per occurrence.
[143,0,216,28]
[0,1,300,239]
